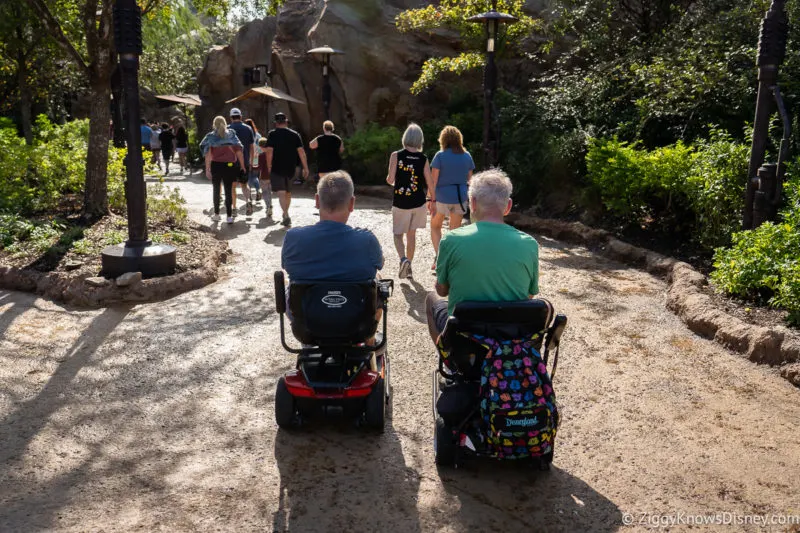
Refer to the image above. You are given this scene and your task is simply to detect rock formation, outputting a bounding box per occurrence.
[197,0,468,141]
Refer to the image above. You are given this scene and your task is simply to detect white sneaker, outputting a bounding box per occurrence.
[226,216,234,224]
[211,214,220,221]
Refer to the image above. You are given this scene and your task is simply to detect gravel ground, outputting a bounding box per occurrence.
[1,172,799,532]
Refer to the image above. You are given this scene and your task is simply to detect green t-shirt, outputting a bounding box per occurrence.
[436,221,539,315]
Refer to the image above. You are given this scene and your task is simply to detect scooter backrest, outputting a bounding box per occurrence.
[288,282,379,346]
[447,299,554,342]
[440,299,554,378]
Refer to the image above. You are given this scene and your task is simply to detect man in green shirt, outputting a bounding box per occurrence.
[425,169,540,343]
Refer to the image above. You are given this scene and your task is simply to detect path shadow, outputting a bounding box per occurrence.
[438,461,621,531]
[265,228,289,246]
[399,278,427,324]
[0,305,132,469]
[0,291,28,341]
[273,423,421,533]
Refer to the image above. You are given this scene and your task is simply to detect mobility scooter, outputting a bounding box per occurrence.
[432,299,567,469]
[273,271,394,431]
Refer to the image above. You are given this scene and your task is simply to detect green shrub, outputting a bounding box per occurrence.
[147,183,188,227]
[711,167,800,324]
[586,133,748,248]
[343,123,401,184]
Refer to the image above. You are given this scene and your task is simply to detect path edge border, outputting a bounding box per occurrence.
[356,185,800,387]
[0,239,229,308]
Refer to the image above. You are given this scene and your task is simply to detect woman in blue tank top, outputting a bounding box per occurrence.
[430,125,475,271]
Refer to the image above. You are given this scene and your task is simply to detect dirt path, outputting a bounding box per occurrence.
[1,174,799,532]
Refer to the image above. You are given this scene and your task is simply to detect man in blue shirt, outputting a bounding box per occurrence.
[140,119,153,151]
[228,108,256,215]
[282,171,383,284]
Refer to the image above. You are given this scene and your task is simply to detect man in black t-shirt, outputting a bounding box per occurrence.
[309,120,344,178]
[266,112,309,227]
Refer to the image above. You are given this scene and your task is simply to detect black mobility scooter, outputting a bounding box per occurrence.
[273,271,393,431]
[433,299,567,469]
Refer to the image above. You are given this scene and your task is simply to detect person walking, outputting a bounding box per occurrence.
[309,120,344,180]
[386,123,432,280]
[265,112,309,227]
[228,108,255,216]
[149,122,162,169]
[140,119,153,155]
[245,118,265,204]
[430,125,475,271]
[257,137,274,219]
[174,123,189,174]
[200,116,246,224]
[158,123,175,176]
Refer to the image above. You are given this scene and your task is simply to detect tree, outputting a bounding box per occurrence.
[0,3,71,144]
[395,0,540,94]
[20,0,225,217]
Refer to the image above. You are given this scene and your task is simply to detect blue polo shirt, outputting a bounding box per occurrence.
[140,125,152,146]
[431,148,475,204]
[229,121,254,166]
[282,220,384,283]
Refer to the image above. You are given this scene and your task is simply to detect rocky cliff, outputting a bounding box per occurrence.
[197,0,540,142]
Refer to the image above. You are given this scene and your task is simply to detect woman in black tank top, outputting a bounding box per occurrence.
[310,120,343,176]
[386,123,433,279]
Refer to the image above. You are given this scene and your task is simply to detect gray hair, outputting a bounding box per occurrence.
[402,123,424,150]
[468,169,513,217]
[317,171,354,211]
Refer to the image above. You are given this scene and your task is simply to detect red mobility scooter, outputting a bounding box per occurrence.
[273,271,393,431]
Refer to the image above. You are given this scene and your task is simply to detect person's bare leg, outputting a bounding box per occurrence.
[406,228,417,262]
[278,191,290,217]
[425,292,444,344]
[449,212,464,231]
[393,234,405,260]
[431,212,445,269]
[241,182,251,202]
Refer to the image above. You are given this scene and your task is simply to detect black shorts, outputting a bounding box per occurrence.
[271,173,291,192]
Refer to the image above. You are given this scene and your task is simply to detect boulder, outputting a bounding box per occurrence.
[86,277,110,288]
[116,271,143,288]
[195,0,546,141]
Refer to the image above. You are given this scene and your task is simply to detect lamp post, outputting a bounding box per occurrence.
[101,0,176,278]
[743,0,791,229]
[468,1,517,169]
[308,46,344,120]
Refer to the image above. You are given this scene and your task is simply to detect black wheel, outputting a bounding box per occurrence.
[539,449,554,471]
[364,378,385,432]
[275,377,296,428]
[434,416,457,467]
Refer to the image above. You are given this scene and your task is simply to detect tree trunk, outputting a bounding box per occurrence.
[84,80,111,217]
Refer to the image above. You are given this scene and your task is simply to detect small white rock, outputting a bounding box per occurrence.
[116,271,143,287]
[85,277,110,287]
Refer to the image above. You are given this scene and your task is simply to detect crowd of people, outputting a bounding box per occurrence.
[140,119,189,175]
[194,108,535,348]
[197,110,479,280]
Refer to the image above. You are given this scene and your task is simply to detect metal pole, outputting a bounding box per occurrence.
[111,62,126,148]
[482,21,498,169]
[115,0,147,245]
[322,54,332,120]
[744,0,789,229]
[102,0,176,277]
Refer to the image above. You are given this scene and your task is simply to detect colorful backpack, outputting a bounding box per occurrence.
[471,334,559,460]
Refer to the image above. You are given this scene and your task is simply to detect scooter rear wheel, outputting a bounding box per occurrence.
[434,416,457,467]
[275,377,296,428]
[364,378,386,432]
